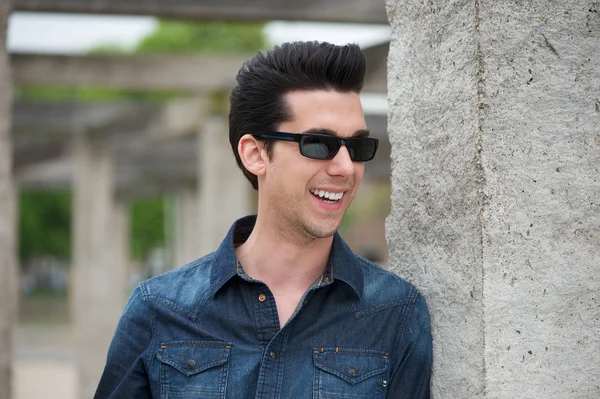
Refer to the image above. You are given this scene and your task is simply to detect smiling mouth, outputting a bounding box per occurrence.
[310,189,345,204]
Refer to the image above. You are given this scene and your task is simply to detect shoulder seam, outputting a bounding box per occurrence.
[146,294,199,321]
[353,297,413,319]
[390,286,420,369]
[138,282,157,371]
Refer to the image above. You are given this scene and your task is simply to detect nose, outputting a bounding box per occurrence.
[327,144,355,177]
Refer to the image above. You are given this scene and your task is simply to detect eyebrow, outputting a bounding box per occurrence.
[302,128,371,137]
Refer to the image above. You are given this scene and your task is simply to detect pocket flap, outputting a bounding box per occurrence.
[157,341,231,377]
[313,348,389,385]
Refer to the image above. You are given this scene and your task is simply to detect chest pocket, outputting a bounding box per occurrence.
[313,348,390,399]
[157,341,231,399]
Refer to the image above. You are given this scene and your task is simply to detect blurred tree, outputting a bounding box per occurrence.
[19,190,71,262]
[136,20,266,53]
[130,198,165,261]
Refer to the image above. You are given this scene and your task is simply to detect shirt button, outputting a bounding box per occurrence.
[258,293,267,302]
[269,351,278,359]
[348,367,358,377]
[187,359,196,369]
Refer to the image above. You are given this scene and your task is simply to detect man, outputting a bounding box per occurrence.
[96,41,432,398]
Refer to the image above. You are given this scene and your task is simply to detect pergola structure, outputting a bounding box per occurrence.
[2,2,391,398]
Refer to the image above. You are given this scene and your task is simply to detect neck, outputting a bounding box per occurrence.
[235,214,333,291]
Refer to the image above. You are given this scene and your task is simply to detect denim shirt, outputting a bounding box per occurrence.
[95,216,432,398]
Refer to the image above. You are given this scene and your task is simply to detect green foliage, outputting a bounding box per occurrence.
[14,81,184,103]
[130,197,165,261]
[19,190,71,262]
[14,85,165,102]
[136,20,266,53]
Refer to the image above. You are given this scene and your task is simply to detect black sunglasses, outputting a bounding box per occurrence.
[252,132,379,162]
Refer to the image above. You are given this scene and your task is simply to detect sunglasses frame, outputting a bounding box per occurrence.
[251,132,379,162]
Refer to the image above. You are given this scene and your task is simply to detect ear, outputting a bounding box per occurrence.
[238,134,267,177]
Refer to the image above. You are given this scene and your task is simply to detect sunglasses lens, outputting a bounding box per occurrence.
[301,136,339,159]
[347,137,378,161]
[299,135,378,161]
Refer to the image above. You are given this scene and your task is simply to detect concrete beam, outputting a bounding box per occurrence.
[13,98,208,170]
[12,101,160,132]
[12,49,389,94]
[14,0,388,24]
[12,102,162,170]
[13,98,207,137]
[12,53,250,91]
[386,0,600,397]
[14,136,67,170]
[114,135,198,199]
[16,135,198,200]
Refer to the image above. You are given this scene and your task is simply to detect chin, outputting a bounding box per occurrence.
[304,221,340,239]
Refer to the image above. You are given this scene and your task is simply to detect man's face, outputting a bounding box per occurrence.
[260,90,368,241]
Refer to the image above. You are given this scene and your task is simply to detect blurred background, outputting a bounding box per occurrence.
[8,5,392,398]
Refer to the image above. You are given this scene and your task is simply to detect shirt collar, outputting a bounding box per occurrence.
[208,215,363,299]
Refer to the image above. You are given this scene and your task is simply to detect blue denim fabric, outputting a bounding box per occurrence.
[95,215,432,398]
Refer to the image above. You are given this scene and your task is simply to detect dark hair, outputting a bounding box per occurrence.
[229,41,366,190]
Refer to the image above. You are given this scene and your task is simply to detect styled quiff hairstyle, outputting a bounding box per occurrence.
[229,41,366,190]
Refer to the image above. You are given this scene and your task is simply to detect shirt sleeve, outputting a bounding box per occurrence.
[386,292,433,399]
[94,285,154,399]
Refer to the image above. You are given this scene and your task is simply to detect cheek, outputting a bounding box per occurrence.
[286,158,320,184]
[354,163,365,182]
[269,158,315,195]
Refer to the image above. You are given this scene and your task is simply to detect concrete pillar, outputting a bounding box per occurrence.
[386,1,600,397]
[172,186,200,266]
[198,116,252,255]
[72,134,128,399]
[0,2,15,398]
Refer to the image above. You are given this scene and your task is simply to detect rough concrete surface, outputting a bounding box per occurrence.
[386,0,599,397]
[479,1,600,398]
[386,0,486,397]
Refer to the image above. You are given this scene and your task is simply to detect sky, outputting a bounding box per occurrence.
[7,12,391,54]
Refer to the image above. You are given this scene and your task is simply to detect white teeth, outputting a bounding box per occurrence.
[310,189,344,201]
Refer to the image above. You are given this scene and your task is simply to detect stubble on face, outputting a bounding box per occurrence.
[263,165,345,244]
[260,90,366,245]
